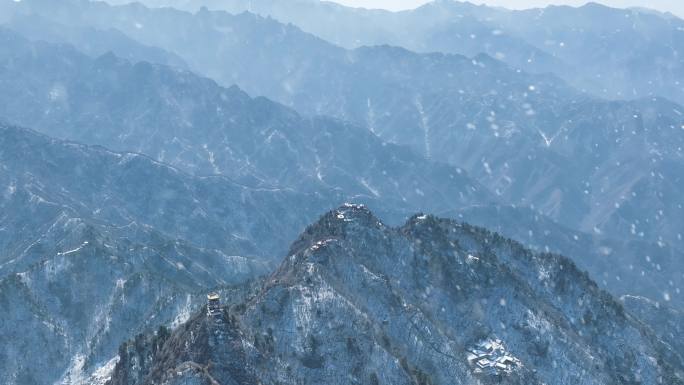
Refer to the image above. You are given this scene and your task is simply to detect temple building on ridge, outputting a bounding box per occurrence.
[467,338,521,375]
[207,292,221,317]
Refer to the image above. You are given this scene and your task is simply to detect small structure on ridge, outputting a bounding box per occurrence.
[467,338,521,375]
[207,292,221,317]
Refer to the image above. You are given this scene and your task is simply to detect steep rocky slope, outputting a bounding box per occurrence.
[622,295,684,356]
[0,221,264,385]
[0,13,681,307]
[108,205,684,385]
[453,204,684,308]
[0,122,323,385]
[0,123,329,259]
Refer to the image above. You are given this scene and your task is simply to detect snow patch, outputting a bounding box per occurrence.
[359,178,380,197]
[57,241,89,256]
[56,354,86,385]
[5,181,16,197]
[87,356,120,385]
[360,264,383,281]
[48,84,68,102]
[366,98,377,134]
[202,144,221,174]
[414,96,431,158]
[171,294,194,328]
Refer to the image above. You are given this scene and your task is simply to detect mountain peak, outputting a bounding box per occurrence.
[284,203,384,259]
[109,209,684,385]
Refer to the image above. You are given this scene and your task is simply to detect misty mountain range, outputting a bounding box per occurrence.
[0,0,682,384]
[154,0,684,106]
[4,0,683,251]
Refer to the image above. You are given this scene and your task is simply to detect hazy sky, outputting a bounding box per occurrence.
[330,0,684,18]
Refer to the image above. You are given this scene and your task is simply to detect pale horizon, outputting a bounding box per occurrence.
[329,0,684,18]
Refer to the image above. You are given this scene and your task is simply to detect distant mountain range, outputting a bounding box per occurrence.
[107,205,684,385]
[1,118,682,384]
[3,0,682,255]
[1,21,681,306]
[0,123,334,260]
[0,1,683,384]
[0,1,682,304]
[0,27,491,220]
[153,0,684,106]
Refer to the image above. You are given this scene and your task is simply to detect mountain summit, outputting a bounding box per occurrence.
[108,205,684,385]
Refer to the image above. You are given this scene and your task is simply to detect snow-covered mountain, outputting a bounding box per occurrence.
[453,204,684,309]
[153,0,684,106]
[1,9,682,305]
[107,205,684,385]
[0,27,491,220]
[0,2,682,307]
[0,219,262,385]
[2,12,188,69]
[0,2,682,384]
[3,0,682,255]
[0,123,334,259]
[0,122,326,384]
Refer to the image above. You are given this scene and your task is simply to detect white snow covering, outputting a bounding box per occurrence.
[87,356,120,385]
[57,241,89,256]
[56,354,86,385]
[366,98,378,134]
[5,181,16,197]
[17,271,30,285]
[360,264,383,281]
[414,96,431,158]
[538,129,562,147]
[172,294,194,328]
[538,265,551,281]
[293,271,337,335]
[360,178,381,197]
[48,84,68,102]
[525,309,552,333]
[202,143,221,174]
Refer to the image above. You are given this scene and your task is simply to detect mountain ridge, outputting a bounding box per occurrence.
[1,16,682,305]
[107,204,684,385]
[0,121,333,385]
[7,0,679,256]
[161,0,684,105]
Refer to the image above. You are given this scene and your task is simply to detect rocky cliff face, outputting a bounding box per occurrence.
[109,205,684,385]
[1,20,681,307]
